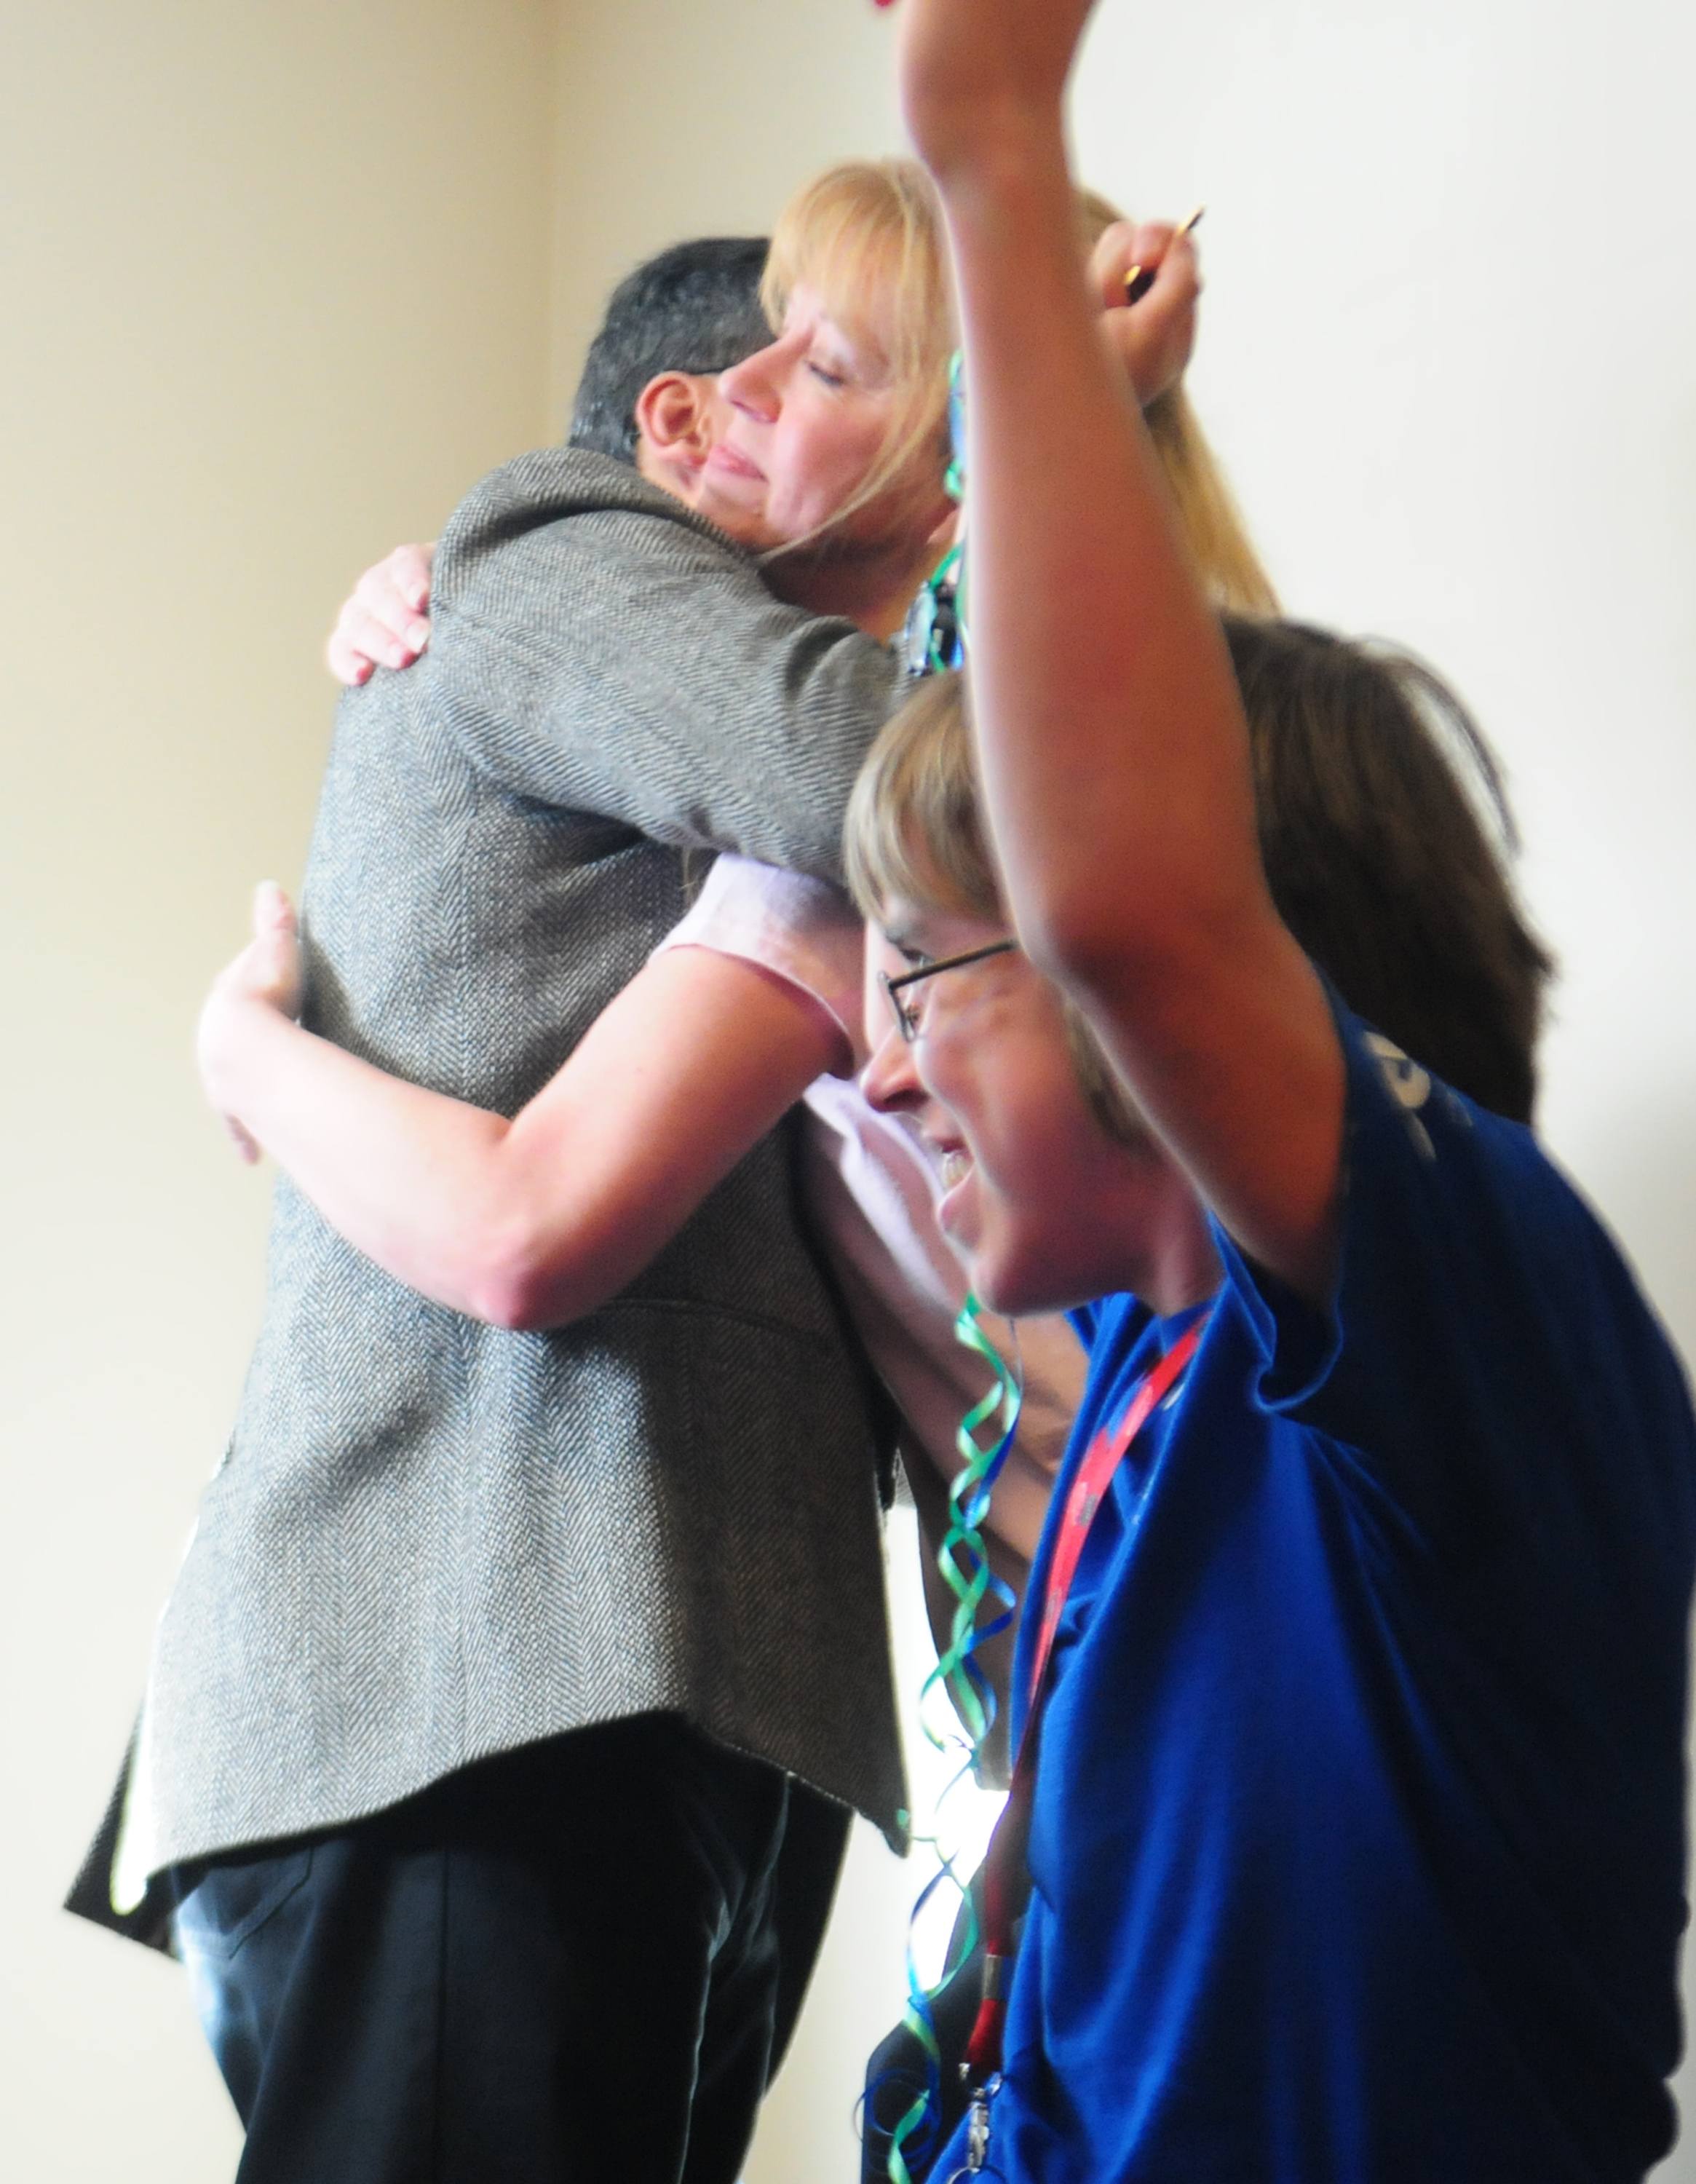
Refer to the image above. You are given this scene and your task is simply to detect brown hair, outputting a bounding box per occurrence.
[846,633,1554,1125]
[1228,619,1553,1123]
[1075,190,1279,617]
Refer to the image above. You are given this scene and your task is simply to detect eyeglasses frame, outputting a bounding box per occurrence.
[879,938,1018,1043]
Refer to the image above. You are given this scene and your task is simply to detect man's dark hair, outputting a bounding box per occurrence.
[568,236,772,464]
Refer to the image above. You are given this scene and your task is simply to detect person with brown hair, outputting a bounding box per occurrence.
[838,1,1696,2176]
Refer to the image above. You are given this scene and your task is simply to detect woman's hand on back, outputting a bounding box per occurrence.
[325,541,436,686]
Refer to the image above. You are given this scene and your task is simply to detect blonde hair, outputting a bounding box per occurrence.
[844,671,1147,1143]
[761,159,956,546]
[844,670,996,926]
[1075,189,1278,616]
[756,167,1277,609]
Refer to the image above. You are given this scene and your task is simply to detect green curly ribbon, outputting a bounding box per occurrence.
[944,347,967,505]
[918,1296,1021,1753]
[886,1293,1021,2184]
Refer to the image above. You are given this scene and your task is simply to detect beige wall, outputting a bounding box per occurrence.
[1,4,555,2173]
[546,0,902,431]
[7,1,1696,2178]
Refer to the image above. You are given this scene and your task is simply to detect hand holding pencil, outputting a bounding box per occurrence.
[1091,212,1203,409]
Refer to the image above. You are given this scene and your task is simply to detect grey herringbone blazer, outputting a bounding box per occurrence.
[84,449,911,1924]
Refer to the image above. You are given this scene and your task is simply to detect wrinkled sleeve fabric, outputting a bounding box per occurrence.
[407,450,906,882]
[1210,996,1691,1556]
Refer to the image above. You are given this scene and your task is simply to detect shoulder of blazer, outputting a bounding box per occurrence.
[435,446,752,590]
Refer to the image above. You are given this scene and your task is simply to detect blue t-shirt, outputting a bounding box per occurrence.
[932,1007,1696,2183]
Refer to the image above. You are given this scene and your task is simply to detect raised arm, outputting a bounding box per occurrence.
[899,0,1344,1299]
[197,885,848,1331]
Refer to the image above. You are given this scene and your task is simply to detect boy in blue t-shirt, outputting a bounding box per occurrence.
[855,656,1695,2182]
[842,1,1696,2175]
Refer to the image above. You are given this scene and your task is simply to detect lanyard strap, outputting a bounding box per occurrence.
[962,1313,1208,2089]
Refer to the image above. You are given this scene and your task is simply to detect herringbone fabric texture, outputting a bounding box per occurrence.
[100,450,910,1907]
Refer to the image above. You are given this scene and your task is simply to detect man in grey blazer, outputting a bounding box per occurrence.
[69,235,927,2183]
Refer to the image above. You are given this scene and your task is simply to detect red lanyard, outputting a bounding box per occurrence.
[962,1312,1208,2089]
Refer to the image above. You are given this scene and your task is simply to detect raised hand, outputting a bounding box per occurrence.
[325,541,435,686]
[894,0,1098,182]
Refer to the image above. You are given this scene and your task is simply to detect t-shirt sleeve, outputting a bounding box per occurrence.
[654,855,866,1077]
[1068,1299,1106,1350]
[1210,995,1620,1540]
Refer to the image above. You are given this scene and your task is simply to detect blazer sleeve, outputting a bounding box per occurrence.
[405,449,906,884]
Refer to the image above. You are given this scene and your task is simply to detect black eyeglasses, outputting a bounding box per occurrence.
[879,939,1018,1043]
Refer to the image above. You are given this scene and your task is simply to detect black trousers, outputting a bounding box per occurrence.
[171,1716,850,2184]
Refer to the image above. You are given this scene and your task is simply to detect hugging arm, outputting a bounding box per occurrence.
[199,887,848,1331]
[899,0,1344,1302]
[406,466,904,882]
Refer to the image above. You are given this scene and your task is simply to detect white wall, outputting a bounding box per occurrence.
[7,1,1695,2177]
[1063,2,1696,1374]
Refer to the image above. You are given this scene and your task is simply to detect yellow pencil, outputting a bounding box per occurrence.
[1124,205,1206,306]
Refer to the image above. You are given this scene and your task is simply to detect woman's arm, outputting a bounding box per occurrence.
[198,886,847,1331]
[899,0,1344,1302]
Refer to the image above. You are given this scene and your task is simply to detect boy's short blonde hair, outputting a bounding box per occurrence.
[844,670,996,927]
[844,671,1149,1147]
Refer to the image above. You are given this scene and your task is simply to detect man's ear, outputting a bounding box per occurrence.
[634,371,712,463]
